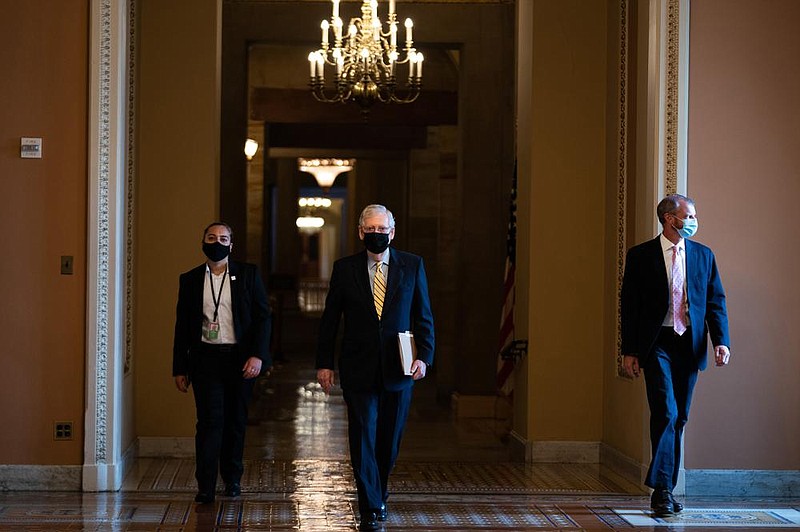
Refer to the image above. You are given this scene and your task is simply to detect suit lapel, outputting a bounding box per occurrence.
[648,237,669,298]
[351,251,374,311]
[685,239,702,286]
[384,249,405,309]
[194,264,207,309]
[227,261,240,316]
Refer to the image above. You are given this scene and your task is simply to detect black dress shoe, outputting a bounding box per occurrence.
[669,492,684,513]
[359,512,379,531]
[194,492,215,504]
[650,488,675,517]
[225,483,242,497]
[378,502,388,521]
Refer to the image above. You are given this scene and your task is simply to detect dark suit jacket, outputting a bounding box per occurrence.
[316,248,435,392]
[173,261,271,376]
[621,236,730,370]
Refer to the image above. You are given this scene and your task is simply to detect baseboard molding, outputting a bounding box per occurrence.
[530,441,600,463]
[137,437,194,457]
[0,465,81,491]
[509,430,528,462]
[450,393,508,419]
[600,442,646,488]
[506,434,601,463]
[686,469,800,498]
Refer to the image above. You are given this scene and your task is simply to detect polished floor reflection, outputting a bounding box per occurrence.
[0,316,797,530]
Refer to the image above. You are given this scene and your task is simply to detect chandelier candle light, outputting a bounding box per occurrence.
[308,0,423,113]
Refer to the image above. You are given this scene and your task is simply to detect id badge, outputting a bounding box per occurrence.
[203,321,220,341]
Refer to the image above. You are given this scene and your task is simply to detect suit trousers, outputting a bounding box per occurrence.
[643,327,699,490]
[190,343,255,494]
[343,386,413,514]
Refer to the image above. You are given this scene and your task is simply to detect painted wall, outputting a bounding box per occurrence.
[686,0,800,470]
[0,0,88,465]
[135,0,221,438]
[601,0,649,469]
[521,0,609,442]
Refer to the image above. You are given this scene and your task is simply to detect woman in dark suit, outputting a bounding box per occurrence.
[173,222,271,504]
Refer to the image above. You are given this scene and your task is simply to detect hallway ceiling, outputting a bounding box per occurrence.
[248,44,459,133]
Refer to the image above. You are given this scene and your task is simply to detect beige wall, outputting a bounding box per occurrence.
[686,0,800,469]
[135,0,221,437]
[601,0,648,466]
[519,0,609,441]
[0,0,88,465]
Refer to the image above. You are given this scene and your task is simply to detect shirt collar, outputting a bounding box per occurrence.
[368,248,391,269]
[660,233,685,253]
[205,263,229,276]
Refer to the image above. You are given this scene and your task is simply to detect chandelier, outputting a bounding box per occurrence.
[299,158,354,191]
[296,197,333,233]
[307,0,423,113]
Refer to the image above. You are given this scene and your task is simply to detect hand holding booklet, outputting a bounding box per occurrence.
[397,331,417,375]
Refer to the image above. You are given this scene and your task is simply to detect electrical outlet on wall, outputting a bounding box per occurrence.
[54,421,73,441]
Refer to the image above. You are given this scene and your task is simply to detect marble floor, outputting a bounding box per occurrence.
[1,314,797,530]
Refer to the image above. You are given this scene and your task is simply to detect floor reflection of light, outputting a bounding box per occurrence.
[293,382,331,436]
[291,381,355,529]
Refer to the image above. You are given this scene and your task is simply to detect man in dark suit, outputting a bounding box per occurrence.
[173,222,271,504]
[621,194,731,517]
[317,204,435,531]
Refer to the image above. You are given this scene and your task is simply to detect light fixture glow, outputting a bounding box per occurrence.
[296,216,325,229]
[244,138,259,160]
[307,0,423,114]
[297,197,333,208]
[298,158,354,190]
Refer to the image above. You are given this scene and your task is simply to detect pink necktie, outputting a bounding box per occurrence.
[672,245,687,335]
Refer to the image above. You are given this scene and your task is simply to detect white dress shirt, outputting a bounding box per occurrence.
[202,264,237,344]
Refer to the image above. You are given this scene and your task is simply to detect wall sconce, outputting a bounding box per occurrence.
[244,138,259,161]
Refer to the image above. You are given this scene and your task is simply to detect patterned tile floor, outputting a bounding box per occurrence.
[1,316,797,530]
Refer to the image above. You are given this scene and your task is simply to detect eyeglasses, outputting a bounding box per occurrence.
[362,226,392,234]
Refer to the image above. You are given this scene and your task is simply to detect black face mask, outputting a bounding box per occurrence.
[202,242,231,262]
[363,232,390,254]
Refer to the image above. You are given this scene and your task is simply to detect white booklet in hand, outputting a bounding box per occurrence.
[397,331,417,375]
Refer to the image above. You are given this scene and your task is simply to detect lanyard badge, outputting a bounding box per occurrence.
[203,267,227,341]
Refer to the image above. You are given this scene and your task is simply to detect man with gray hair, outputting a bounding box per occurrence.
[621,194,731,517]
[317,204,435,531]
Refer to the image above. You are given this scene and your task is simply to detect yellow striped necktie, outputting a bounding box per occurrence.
[374,262,386,318]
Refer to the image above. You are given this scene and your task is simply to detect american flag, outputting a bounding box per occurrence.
[496,164,517,396]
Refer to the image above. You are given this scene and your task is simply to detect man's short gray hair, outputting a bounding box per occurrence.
[657,194,695,225]
[359,204,396,228]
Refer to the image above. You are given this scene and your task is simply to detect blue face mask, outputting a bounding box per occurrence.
[674,217,698,239]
